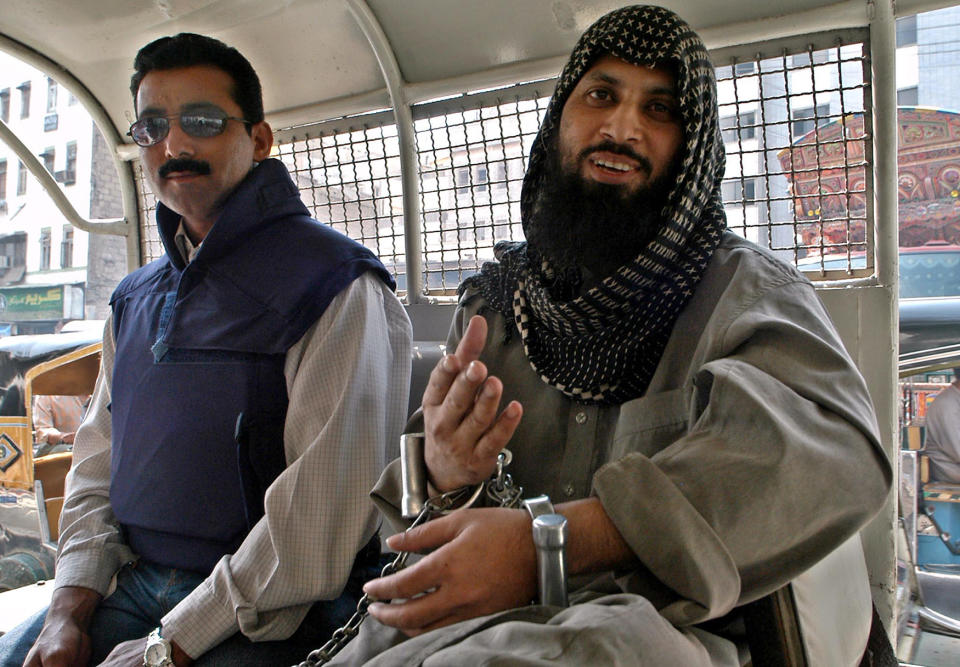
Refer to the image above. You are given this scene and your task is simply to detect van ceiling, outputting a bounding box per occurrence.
[0,0,946,139]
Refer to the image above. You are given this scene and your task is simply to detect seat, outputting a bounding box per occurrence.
[33,451,73,542]
[43,496,64,541]
[408,341,445,417]
[33,451,72,500]
[742,533,884,666]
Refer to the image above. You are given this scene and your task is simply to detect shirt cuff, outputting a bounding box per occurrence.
[54,549,132,597]
[160,578,237,659]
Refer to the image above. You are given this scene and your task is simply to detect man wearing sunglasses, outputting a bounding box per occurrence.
[0,33,411,667]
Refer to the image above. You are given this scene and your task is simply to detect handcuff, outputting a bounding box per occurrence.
[400,433,569,607]
[522,495,569,608]
[297,436,570,666]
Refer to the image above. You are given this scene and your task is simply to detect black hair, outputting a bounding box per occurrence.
[130,33,264,125]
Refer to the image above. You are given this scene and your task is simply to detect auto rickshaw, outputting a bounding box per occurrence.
[897,344,960,660]
[0,332,101,593]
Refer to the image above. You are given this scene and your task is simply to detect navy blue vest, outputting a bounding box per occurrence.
[109,159,393,573]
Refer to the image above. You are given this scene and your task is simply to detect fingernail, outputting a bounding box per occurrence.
[442,355,456,372]
[466,361,482,381]
[505,402,520,418]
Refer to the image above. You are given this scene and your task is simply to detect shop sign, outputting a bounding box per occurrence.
[0,286,65,321]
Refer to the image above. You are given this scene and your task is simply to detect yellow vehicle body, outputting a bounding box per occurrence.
[0,340,101,591]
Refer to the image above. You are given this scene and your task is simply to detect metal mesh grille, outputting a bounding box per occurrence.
[714,31,871,276]
[413,89,550,294]
[135,162,161,261]
[275,121,406,284]
[135,30,872,289]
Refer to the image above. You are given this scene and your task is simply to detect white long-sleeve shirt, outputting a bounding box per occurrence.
[55,271,412,658]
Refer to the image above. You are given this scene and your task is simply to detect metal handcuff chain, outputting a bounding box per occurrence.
[295,451,523,667]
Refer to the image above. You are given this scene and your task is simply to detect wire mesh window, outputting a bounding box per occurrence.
[714,30,872,277]
[135,163,161,261]
[275,119,407,284]
[134,30,874,292]
[413,86,550,294]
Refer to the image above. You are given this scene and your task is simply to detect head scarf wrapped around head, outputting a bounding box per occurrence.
[461,5,727,404]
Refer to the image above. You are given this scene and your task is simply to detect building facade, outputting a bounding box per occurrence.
[0,51,125,333]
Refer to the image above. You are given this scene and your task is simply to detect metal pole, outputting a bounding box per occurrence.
[870,0,899,291]
[0,34,141,271]
[865,0,899,636]
[345,0,425,303]
[0,119,126,237]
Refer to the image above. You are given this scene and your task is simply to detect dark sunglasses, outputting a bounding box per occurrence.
[127,108,251,147]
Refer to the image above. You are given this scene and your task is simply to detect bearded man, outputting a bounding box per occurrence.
[324,5,891,665]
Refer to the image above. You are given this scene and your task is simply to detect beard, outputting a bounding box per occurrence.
[525,143,676,284]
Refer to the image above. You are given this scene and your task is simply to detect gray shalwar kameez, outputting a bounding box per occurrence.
[325,3,891,663]
[328,232,890,666]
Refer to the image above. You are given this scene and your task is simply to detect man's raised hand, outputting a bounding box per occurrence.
[422,315,522,492]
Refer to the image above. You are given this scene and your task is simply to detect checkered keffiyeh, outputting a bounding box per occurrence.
[461,5,727,404]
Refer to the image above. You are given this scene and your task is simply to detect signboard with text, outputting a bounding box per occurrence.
[0,286,66,321]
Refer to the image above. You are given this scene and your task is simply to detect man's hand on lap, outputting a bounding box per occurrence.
[24,586,100,667]
[363,507,537,635]
[23,618,91,667]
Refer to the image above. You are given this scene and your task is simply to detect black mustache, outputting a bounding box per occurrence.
[578,141,652,173]
[159,158,212,178]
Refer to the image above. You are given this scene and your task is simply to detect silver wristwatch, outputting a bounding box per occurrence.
[144,627,173,667]
[522,495,569,608]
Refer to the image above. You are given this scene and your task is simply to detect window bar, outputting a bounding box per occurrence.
[729,68,748,237]
[809,47,830,262]
[302,131,319,216]
[870,5,896,290]
[792,46,811,266]
[346,0,424,302]
[835,39,855,271]
[472,107,493,288]
[745,54,768,251]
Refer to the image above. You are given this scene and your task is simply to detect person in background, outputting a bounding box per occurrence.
[924,368,960,483]
[33,393,90,456]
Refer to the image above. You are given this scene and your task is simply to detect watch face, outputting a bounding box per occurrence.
[145,642,167,665]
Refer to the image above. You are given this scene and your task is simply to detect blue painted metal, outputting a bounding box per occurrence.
[918,496,960,566]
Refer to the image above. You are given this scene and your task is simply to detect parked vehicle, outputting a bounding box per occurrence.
[800,243,960,354]
[0,332,101,592]
[898,345,960,659]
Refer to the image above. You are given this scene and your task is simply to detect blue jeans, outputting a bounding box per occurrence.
[0,557,378,666]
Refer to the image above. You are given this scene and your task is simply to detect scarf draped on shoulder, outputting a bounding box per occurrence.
[461,4,727,404]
